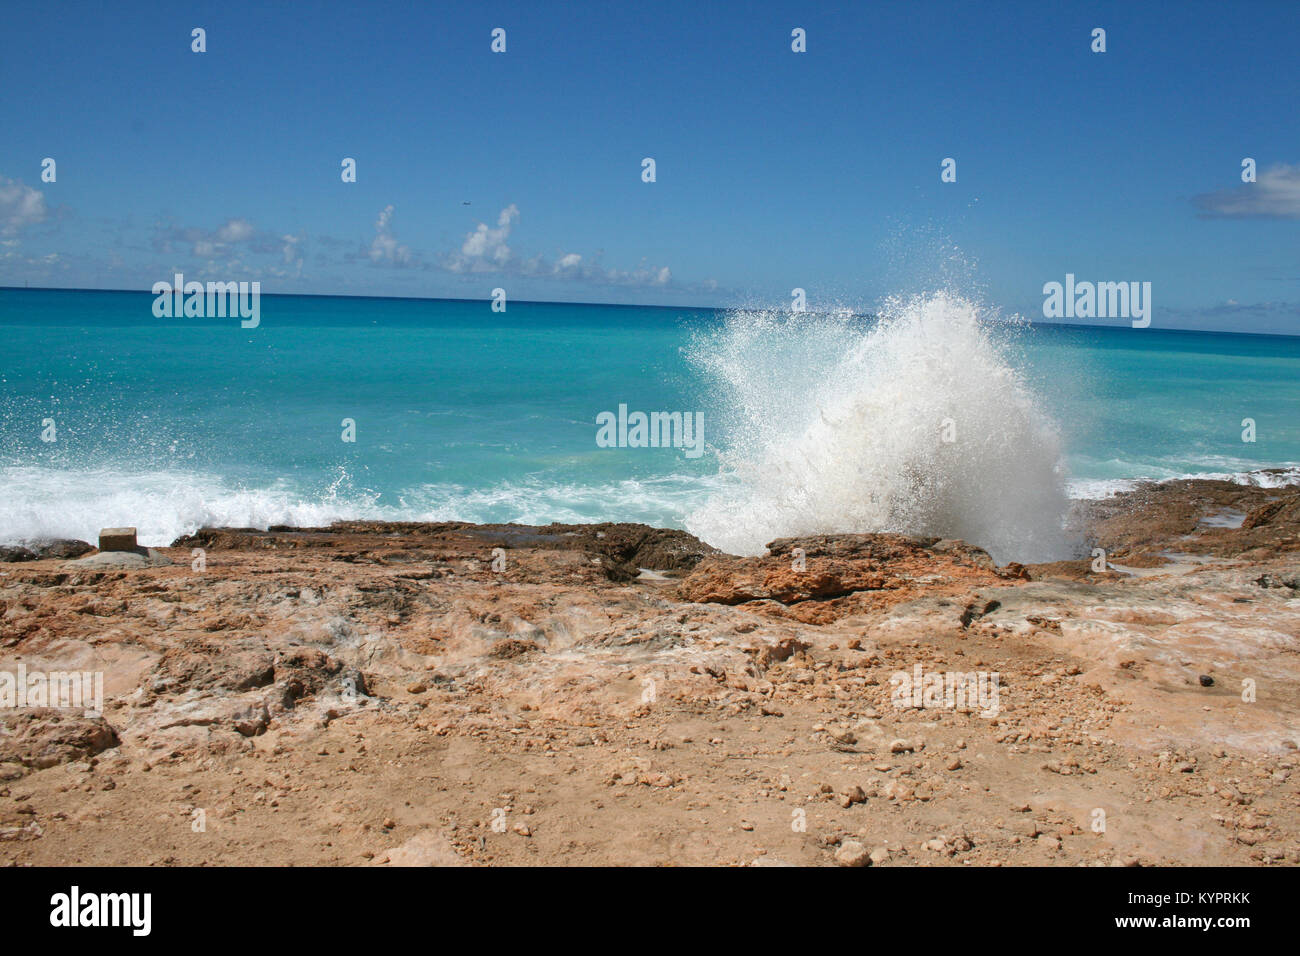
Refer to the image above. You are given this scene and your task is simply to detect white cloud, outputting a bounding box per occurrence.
[1194,163,1300,219]
[215,218,255,242]
[145,216,311,280]
[369,204,413,265]
[157,217,263,258]
[0,177,48,236]
[281,232,304,277]
[451,204,519,271]
[443,204,673,287]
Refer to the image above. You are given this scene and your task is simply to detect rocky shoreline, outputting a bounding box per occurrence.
[1,476,1298,866]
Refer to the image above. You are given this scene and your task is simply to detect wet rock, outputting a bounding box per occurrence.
[28,539,95,560]
[1242,494,1300,531]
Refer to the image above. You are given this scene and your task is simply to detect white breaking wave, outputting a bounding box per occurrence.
[0,465,722,548]
[683,292,1074,563]
[0,466,387,547]
[1068,464,1300,500]
[2,460,1294,554]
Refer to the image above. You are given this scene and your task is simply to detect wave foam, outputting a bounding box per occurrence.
[0,466,720,547]
[683,292,1074,562]
[1069,465,1300,500]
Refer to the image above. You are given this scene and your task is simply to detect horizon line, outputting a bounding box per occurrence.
[1,284,1296,338]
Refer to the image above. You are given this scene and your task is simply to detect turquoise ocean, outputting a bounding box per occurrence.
[2,288,1297,561]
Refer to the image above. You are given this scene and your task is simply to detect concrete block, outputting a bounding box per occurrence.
[98,527,138,552]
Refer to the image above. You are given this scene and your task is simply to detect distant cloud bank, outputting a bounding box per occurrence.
[0,177,48,237]
[1193,163,1300,219]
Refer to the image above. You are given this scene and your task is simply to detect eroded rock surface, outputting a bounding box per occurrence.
[1,484,1297,866]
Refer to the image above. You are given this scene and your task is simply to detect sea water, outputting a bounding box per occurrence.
[2,287,1297,560]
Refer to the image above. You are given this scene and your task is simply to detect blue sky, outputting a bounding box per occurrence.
[2,0,1298,332]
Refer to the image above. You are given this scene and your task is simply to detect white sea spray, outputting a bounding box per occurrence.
[684,292,1074,563]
